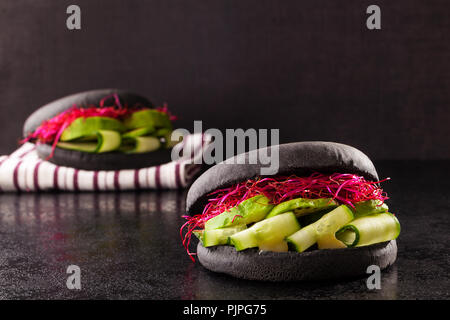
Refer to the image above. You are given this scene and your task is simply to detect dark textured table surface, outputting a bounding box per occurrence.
[0,160,449,299]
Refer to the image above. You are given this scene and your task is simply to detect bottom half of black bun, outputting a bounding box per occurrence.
[36,143,173,171]
[197,240,397,282]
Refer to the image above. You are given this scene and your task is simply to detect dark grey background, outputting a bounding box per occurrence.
[0,0,448,159]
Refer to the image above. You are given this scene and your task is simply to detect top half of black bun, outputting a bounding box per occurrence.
[23,88,153,138]
[186,141,379,215]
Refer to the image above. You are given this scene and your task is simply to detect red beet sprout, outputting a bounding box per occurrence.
[181,172,390,260]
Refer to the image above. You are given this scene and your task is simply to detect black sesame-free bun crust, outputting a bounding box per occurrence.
[197,240,397,282]
[187,141,379,215]
[23,89,174,170]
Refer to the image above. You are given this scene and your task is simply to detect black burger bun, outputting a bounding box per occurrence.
[188,141,396,282]
[35,143,172,171]
[24,89,173,170]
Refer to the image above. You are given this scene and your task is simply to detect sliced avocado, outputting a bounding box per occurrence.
[60,117,125,141]
[204,195,274,231]
[266,197,338,219]
[313,205,354,236]
[124,109,172,130]
[335,212,400,247]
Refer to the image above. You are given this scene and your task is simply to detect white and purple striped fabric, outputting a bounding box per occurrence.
[0,133,208,192]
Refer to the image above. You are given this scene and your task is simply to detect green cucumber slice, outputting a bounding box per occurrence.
[266,198,338,219]
[57,130,121,153]
[335,213,400,247]
[204,195,274,231]
[203,225,247,247]
[124,109,172,130]
[286,205,354,252]
[229,212,300,251]
[229,228,258,251]
[96,130,122,153]
[60,117,125,141]
[122,126,156,138]
[251,211,300,245]
[314,205,354,236]
[286,224,317,252]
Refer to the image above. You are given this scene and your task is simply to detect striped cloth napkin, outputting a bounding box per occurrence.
[0,133,207,192]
